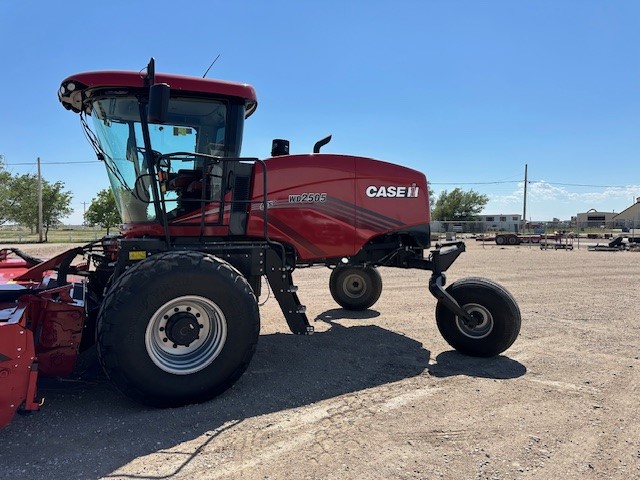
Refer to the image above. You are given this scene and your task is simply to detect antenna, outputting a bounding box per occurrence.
[203,54,221,78]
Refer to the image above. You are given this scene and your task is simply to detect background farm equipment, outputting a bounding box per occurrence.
[0,59,521,428]
[492,233,542,245]
[481,232,576,247]
[587,235,632,252]
[539,232,574,250]
[475,233,541,245]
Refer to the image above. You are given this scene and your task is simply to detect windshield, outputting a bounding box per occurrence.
[89,96,229,222]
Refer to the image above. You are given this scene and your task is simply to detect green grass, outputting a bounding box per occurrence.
[0,227,112,244]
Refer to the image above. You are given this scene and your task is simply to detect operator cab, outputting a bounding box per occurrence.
[58,61,257,231]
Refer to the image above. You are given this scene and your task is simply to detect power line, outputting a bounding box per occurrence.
[431,180,638,188]
[4,161,638,189]
[6,161,99,165]
[528,180,637,188]
[431,180,520,185]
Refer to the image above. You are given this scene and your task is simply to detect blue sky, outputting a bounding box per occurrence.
[1,1,638,224]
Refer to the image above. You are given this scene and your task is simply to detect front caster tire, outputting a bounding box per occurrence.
[435,277,521,357]
[329,265,382,310]
[97,251,260,408]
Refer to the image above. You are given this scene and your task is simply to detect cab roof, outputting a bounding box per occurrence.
[58,70,258,117]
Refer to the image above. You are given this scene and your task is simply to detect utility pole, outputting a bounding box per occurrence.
[82,201,88,227]
[37,157,43,242]
[522,164,528,233]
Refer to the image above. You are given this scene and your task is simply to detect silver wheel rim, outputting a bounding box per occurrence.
[342,273,367,299]
[455,303,494,339]
[145,295,227,375]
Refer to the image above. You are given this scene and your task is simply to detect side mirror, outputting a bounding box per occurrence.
[148,83,170,123]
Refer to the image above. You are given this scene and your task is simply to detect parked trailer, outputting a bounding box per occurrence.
[477,233,543,245]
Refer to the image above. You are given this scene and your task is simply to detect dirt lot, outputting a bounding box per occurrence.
[1,241,639,479]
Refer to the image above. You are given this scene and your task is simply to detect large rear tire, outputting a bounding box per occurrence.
[435,277,520,357]
[329,265,382,310]
[97,251,260,407]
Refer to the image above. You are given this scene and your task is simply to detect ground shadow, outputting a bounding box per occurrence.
[427,350,526,379]
[1,321,428,479]
[1,321,525,479]
[314,307,381,321]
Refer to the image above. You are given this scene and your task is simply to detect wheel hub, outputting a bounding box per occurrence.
[343,273,366,298]
[145,295,228,375]
[463,311,483,328]
[164,313,201,346]
[456,303,494,339]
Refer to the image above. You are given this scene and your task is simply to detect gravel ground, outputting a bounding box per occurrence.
[1,241,639,479]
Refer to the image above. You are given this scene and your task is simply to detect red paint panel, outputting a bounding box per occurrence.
[60,71,257,114]
[0,307,38,429]
[247,155,356,260]
[0,258,29,283]
[122,222,231,238]
[33,298,85,377]
[354,156,430,239]
[247,154,430,261]
[13,250,72,282]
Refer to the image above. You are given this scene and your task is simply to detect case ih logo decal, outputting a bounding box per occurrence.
[366,185,420,198]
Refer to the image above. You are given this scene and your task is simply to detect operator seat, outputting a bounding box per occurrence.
[167,169,204,214]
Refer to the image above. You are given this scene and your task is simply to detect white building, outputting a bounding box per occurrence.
[613,198,640,228]
[576,209,618,228]
[476,214,522,232]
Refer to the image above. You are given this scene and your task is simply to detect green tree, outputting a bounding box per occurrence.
[431,188,489,221]
[7,174,73,240]
[42,181,73,241]
[426,180,434,204]
[0,157,14,225]
[85,188,121,234]
[7,174,38,232]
